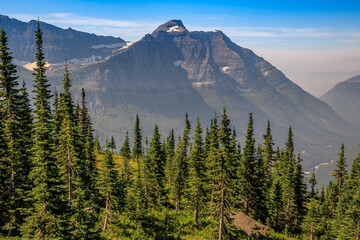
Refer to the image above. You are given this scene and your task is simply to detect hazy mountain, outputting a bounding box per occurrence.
[321,75,360,128]
[0,14,126,64]
[283,70,360,97]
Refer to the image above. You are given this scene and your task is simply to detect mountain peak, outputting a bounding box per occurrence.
[153,20,187,33]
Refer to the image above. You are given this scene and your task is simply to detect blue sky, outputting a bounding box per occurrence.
[2,0,360,94]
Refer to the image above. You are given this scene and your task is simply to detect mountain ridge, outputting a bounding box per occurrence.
[0,14,126,63]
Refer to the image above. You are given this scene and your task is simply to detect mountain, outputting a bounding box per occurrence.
[2,17,357,171]
[0,14,126,64]
[61,20,355,169]
[321,75,360,128]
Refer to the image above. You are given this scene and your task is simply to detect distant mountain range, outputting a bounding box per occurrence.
[321,75,360,128]
[0,14,127,63]
[1,16,358,173]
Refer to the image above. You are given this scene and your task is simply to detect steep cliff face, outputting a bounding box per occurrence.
[0,15,125,63]
[148,20,352,143]
[321,75,360,128]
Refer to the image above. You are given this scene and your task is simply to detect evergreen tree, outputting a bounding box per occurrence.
[240,112,256,216]
[332,143,347,197]
[110,136,116,152]
[229,127,241,208]
[79,88,89,138]
[22,21,69,239]
[120,131,131,183]
[133,114,142,160]
[0,97,9,235]
[263,120,274,182]
[217,107,235,239]
[0,28,19,116]
[57,63,78,203]
[99,140,124,232]
[207,112,220,205]
[0,28,31,236]
[52,90,61,149]
[309,169,317,197]
[165,129,175,188]
[94,132,101,152]
[262,120,274,212]
[254,144,268,222]
[148,125,166,206]
[281,126,296,233]
[189,117,206,227]
[269,179,284,231]
[173,112,191,212]
[292,154,306,233]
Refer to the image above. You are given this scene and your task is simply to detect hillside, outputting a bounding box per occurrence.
[321,75,360,128]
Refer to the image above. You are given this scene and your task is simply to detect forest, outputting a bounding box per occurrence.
[0,22,360,240]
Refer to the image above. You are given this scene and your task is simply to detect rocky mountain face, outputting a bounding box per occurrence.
[77,20,353,149]
[0,14,126,63]
[321,75,360,128]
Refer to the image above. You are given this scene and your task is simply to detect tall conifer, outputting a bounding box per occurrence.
[22,21,69,239]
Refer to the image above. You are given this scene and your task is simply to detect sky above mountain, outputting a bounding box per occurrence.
[2,0,360,95]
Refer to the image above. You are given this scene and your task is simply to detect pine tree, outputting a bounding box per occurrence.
[309,169,317,197]
[173,112,191,212]
[165,129,175,188]
[99,140,124,232]
[0,27,30,236]
[79,88,89,139]
[22,21,69,239]
[149,125,166,206]
[282,126,296,233]
[95,132,101,152]
[269,179,284,231]
[262,120,274,211]
[133,114,142,160]
[241,112,257,216]
[110,136,116,152]
[229,127,241,208]
[0,98,9,234]
[120,131,131,183]
[292,154,306,233]
[189,116,206,227]
[0,28,19,116]
[254,144,268,222]
[217,107,235,240]
[57,63,78,203]
[207,112,221,208]
[332,143,347,197]
[52,90,61,149]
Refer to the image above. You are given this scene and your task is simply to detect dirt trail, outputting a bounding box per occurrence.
[232,212,269,236]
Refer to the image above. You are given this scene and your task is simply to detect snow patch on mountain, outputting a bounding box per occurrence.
[23,61,52,71]
[167,26,182,32]
[68,55,103,64]
[237,86,248,93]
[192,81,216,87]
[220,66,230,73]
[173,60,183,67]
[91,42,126,49]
